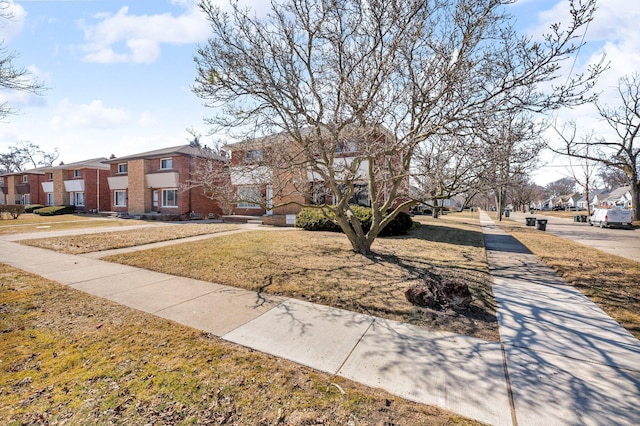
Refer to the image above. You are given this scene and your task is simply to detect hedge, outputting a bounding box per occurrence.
[24,204,45,213]
[34,205,77,216]
[0,205,25,219]
[295,206,413,237]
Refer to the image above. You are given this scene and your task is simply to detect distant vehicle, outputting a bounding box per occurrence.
[589,208,633,229]
[552,206,565,211]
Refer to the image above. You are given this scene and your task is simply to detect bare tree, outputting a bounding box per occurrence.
[0,2,46,120]
[566,132,599,216]
[545,176,577,198]
[477,111,544,220]
[0,141,59,172]
[193,0,604,254]
[598,166,629,191]
[553,73,640,220]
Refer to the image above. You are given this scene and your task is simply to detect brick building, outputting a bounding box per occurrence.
[103,145,227,219]
[0,169,46,205]
[40,158,112,212]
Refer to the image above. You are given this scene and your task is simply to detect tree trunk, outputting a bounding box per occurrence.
[632,177,640,221]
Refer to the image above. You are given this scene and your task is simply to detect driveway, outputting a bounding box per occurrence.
[508,211,640,263]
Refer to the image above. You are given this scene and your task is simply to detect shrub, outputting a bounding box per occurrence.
[0,205,25,219]
[296,206,413,237]
[34,205,77,216]
[24,204,45,213]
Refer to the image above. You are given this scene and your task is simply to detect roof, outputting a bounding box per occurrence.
[103,144,226,163]
[42,157,111,171]
[605,185,631,201]
[0,167,46,177]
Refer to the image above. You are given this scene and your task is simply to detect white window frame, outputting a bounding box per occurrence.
[162,188,178,208]
[46,193,54,206]
[160,158,173,169]
[117,163,128,174]
[114,190,126,207]
[47,172,53,180]
[73,169,81,178]
[74,192,85,206]
[245,149,263,162]
[22,175,28,183]
[237,186,262,209]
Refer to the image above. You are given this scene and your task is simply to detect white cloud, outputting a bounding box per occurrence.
[0,1,27,43]
[77,4,210,64]
[50,98,131,130]
[138,111,157,126]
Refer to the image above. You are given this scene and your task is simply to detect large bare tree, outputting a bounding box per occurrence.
[0,141,59,173]
[553,73,640,220]
[193,0,603,254]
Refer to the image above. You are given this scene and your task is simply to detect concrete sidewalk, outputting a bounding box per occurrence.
[2,216,639,425]
[480,211,640,425]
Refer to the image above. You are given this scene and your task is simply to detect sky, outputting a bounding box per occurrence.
[0,0,638,186]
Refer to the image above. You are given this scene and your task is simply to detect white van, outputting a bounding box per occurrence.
[589,208,633,229]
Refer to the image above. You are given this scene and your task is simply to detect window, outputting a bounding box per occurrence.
[245,149,263,162]
[117,163,128,173]
[160,158,173,169]
[336,140,357,153]
[74,169,81,178]
[47,172,53,180]
[0,177,4,185]
[114,190,126,207]
[47,193,54,205]
[74,192,85,206]
[237,186,262,208]
[162,189,178,207]
[22,194,30,205]
[22,175,28,183]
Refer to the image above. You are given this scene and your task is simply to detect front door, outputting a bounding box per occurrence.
[152,190,158,210]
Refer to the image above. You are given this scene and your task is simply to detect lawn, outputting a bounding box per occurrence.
[103,213,499,341]
[20,223,239,254]
[498,219,640,339]
[0,264,479,425]
[0,213,150,235]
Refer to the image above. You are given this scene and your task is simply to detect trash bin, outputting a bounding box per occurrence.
[530,209,535,214]
[580,215,587,222]
[536,219,548,231]
[526,217,536,226]
[504,210,510,218]
[574,215,579,222]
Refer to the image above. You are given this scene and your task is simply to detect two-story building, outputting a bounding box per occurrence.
[103,144,228,219]
[39,158,112,212]
[0,168,46,205]
[224,127,406,226]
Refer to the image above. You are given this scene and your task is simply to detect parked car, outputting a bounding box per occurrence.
[552,206,565,211]
[589,208,633,229]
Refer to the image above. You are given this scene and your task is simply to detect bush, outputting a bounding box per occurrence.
[296,206,413,237]
[34,205,77,216]
[24,204,45,213]
[0,205,25,219]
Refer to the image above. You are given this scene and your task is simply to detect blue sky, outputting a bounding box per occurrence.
[0,0,638,185]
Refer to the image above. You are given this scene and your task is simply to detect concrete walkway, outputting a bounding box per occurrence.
[1,216,639,425]
[480,211,640,425]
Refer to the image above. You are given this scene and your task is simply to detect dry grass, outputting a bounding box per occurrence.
[0,263,481,425]
[498,219,640,339]
[0,213,149,235]
[19,223,239,254]
[104,212,499,341]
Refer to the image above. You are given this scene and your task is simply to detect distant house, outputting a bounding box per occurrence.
[39,158,112,212]
[577,190,609,211]
[602,185,633,208]
[103,145,227,219]
[0,168,47,205]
